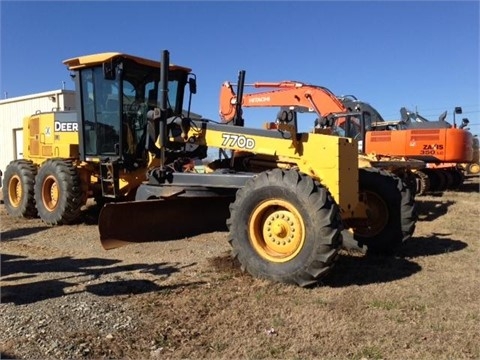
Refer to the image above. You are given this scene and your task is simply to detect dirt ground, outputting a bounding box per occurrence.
[1,176,479,360]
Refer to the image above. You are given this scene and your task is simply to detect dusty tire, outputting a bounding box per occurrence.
[350,168,416,254]
[34,159,83,225]
[2,160,38,218]
[414,170,430,196]
[227,169,342,287]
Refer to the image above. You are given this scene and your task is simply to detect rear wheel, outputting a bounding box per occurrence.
[227,169,342,287]
[2,160,38,218]
[349,167,416,254]
[34,159,83,225]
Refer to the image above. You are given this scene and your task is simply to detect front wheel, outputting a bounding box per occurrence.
[227,169,342,287]
[34,159,83,225]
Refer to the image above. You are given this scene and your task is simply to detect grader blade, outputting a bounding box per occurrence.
[98,196,233,250]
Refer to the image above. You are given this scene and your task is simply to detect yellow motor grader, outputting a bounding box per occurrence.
[2,50,416,286]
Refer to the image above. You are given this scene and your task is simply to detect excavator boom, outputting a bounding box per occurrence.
[220,80,347,123]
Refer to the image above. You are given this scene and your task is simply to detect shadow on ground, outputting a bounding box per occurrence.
[324,253,421,287]
[415,200,455,222]
[0,253,201,305]
[397,234,468,258]
[324,233,467,287]
[458,177,480,193]
[1,226,51,241]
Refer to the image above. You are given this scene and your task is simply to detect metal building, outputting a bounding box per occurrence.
[0,89,76,176]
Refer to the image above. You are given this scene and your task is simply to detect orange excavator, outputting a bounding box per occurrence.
[342,101,475,194]
[219,80,474,195]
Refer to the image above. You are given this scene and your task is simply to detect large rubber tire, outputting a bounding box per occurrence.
[2,160,38,218]
[227,169,342,287]
[34,159,83,225]
[352,168,416,254]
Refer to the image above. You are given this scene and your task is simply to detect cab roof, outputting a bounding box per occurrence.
[63,52,191,72]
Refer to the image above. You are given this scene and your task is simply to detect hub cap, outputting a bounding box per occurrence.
[249,199,305,263]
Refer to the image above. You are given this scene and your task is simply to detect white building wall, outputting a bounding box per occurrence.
[0,89,76,175]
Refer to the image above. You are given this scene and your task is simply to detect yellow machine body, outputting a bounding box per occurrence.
[187,123,359,217]
[23,111,79,164]
[20,111,147,200]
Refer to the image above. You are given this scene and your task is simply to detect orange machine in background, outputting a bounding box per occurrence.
[361,106,475,194]
[365,127,472,163]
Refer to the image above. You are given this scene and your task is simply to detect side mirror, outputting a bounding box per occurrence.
[189,77,197,95]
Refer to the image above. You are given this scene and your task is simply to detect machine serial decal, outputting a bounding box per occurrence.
[55,121,78,132]
[420,144,444,155]
[221,133,255,149]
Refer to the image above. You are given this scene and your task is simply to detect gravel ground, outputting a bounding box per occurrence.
[0,202,233,359]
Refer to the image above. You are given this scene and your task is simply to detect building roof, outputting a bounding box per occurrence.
[0,89,75,105]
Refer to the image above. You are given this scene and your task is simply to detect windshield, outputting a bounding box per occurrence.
[78,60,188,161]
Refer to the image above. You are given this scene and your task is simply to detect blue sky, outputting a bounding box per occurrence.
[1,1,479,135]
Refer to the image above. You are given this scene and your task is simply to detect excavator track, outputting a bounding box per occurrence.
[99,196,234,250]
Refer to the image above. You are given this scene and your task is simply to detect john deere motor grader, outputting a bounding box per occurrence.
[3,50,415,286]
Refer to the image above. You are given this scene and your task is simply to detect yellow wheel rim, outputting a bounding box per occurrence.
[248,199,305,263]
[42,175,59,211]
[469,163,480,175]
[355,190,389,237]
[8,175,22,207]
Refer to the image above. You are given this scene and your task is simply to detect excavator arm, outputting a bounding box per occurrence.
[219,80,348,124]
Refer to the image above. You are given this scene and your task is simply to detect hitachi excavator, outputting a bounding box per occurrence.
[5,50,418,286]
[397,107,476,192]
[344,102,475,194]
